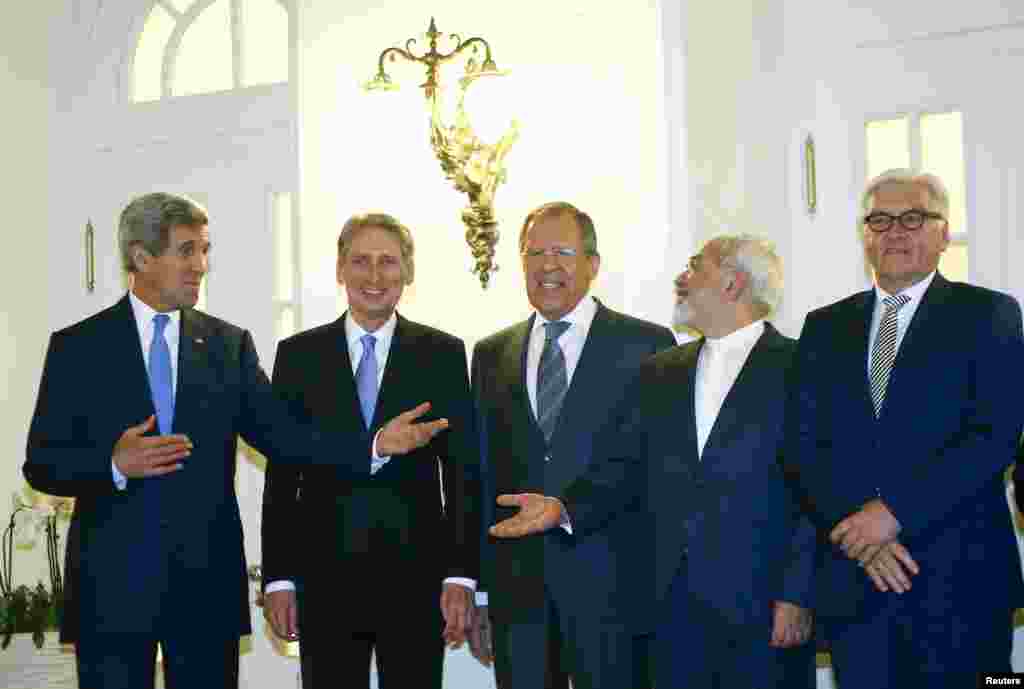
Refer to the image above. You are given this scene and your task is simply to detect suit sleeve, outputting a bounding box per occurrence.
[260,339,305,588]
[236,330,369,478]
[881,294,1024,541]
[562,370,647,539]
[24,332,123,497]
[786,313,878,529]
[437,340,481,581]
[470,342,494,594]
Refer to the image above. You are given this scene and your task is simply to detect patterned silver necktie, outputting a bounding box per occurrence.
[536,321,571,444]
[869,294,910,417]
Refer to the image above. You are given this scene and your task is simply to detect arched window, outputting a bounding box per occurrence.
[132,0,291,102]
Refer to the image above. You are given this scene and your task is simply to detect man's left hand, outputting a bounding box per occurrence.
[440,583,474,648]
[769,601,813,648]
[830,499,900,560]
[489,494,564,538]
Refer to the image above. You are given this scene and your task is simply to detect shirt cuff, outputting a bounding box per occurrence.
[264,580,296,594]
[560,505,573,535]
[371,429,392,474]
[112,461,127,491]
[475,591,489,606]
[443,577,476,592]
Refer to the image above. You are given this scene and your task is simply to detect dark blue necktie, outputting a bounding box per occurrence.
[148,314,174,434]
[355,334,378,428]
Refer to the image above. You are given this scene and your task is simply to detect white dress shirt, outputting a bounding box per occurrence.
[112,292,183,489]
[267,311,475,595]
[695,320,765,459]
[866,271,935,376]
[526,296,599,424]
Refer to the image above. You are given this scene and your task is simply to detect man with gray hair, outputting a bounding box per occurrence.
[261,212,480,688]
[788,169,1024,687]
[490,234,818,688]
[25,194,446,689]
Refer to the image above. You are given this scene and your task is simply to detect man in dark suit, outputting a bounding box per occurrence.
[490,234,818,688]
[261,212,479,688]
[787,170,1024,687]
[469,202,675,689]
[24,193,445,689]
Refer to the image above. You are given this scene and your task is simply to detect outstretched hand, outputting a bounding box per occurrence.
[488,493,564,538]
[376,402,449,456]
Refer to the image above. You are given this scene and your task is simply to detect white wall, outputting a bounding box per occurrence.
[0,0,60,587]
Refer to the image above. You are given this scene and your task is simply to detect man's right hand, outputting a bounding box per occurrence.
[264,590,299,640]
[467,604,493,667]
[376,402,449,456]
[112,415,191,478]
[863,540,920,594]
[489,494,564,538]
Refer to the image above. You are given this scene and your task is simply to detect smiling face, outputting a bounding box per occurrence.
[863,181,949,293]
[132,223,210,312]
[337,225,406,332]
[521,212,600,321]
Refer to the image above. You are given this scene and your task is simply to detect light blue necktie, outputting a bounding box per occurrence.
[148,314,174,435]
[356,334,378,428]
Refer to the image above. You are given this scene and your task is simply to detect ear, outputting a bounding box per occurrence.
[588,254,601,278]
[336,256,345,285]
[724,270,749,303]
[132,247,151,273]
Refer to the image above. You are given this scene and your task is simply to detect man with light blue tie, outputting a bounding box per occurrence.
[261,212,480,689]
[24,194,446,689]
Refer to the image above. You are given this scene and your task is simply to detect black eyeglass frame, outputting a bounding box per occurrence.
[863,209,946,233]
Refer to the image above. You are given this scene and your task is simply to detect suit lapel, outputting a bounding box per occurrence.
[503,316,544,443]
[373,314,415,432]
[113,295,159,425]
[324,315,365,429]
[174,309,213,435]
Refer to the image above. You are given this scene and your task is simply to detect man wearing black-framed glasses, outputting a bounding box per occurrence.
[787,169,1024,688]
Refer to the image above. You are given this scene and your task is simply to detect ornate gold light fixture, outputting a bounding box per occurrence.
[365,18,518,288]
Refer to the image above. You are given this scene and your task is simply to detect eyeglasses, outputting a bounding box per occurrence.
[863,209,946,233]
[522,247,580,259]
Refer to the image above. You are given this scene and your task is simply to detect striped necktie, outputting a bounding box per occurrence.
[536,321,571,444]
[869,294,910,417]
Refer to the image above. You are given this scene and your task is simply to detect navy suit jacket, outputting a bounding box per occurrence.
[564,323,817,634]
[788,274,1024,621]
[472,301,675,628]
[25,295,368,639]
[261,313,479,634]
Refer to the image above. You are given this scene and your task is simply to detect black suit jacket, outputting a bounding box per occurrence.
[565,324,817,633]
[25,295,367,640]
[472,300,675,627]
[261,314,479,634]
[788,274,1024,621]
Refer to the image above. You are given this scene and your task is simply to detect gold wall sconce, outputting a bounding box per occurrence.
[803,133,817,217]
[365,18,518,288]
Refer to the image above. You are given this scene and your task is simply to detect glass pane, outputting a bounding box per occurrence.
[164,0,197,13]
[273,192,294,300]
[939,241,968,283]
[241,0,289,87]
[276,305,296,341]
[865,118,910,181]
[172,0,233,97]
[133,4,175,102]
[921,111,967,234]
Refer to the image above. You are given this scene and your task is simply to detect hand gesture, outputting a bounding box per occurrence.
[440,583,474,648]
[488,493,564,538]
[264,590,299,641]
[376,402,449,456]
[830,499,900,561]
[862,540,920,594]
[112,415,191,479]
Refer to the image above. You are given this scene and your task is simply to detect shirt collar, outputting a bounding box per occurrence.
[129,290,181,334]
[531,295,598,337]
[345,311,398,350]
[704,319,765,353]
[874,271,936,306]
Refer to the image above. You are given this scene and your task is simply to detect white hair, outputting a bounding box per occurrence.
[861,169,950,216]
[710,234,784,318]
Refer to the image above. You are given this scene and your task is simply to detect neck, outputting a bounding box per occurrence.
[131,284,175,313]
[349,311,391,333]
[704,307,760,340]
